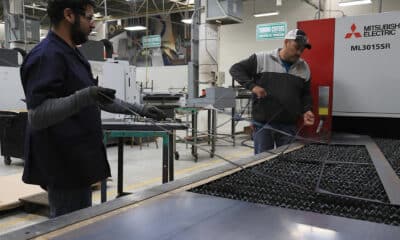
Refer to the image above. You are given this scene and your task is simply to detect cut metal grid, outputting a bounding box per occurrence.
[190,143,400,225]
[375,138,400,177]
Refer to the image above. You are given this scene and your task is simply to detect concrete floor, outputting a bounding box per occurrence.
[0,134,254,235]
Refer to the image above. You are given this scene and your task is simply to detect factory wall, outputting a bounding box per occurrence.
[214,0,400,134]
[219,0,400,86]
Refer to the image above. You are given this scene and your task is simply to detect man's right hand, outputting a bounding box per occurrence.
[251,86,267,99]
[89,86,116,105]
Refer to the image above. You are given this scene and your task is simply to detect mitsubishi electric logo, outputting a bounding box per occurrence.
[346,22,397,51]
[345,24,362,39]
[345,22,400,39]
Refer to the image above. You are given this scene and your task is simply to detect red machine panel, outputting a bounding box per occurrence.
[298,18,335,139]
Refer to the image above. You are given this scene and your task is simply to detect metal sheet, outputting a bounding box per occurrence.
[365,138,400,205]
[51,192,400,240]
[331,133,400,205]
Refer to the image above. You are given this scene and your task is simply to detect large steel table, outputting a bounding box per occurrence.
[3,136,400,240]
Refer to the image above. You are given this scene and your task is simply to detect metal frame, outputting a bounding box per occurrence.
[101,130,171,202]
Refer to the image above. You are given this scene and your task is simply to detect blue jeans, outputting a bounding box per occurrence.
[47,186,92,218]
[253,122,296,154]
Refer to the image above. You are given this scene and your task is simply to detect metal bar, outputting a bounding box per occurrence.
[22,0,27,50]
[137,0,147,13]
[231,106,236,145]
[211,109,216,157]
[208,109,211,145]
[168,132,174,181]
[101,135,108,202]
[105,131,170,138]
[365,138,400,205]
[23,5,46,11]
[162,135,169,183]
[104,0,107,17]
[117,138,124,196]
[192,110,198,162]
[101,179,107,203]
[232,78,236,145]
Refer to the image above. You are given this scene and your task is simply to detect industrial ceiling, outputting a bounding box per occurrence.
[0,0,194,27]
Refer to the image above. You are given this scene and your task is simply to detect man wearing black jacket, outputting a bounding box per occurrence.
[21,0,165,218]
[230,29,315,154]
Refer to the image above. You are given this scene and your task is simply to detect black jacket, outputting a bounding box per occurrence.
[230,49,312,124]
[21,31,111,189]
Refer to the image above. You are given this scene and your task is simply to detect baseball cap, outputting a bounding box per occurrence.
[284,29,312,49]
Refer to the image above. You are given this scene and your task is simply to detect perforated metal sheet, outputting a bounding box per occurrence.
[191,143,400,225]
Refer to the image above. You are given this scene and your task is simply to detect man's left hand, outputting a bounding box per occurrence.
[142,105,167,121]
[303,111,315,126]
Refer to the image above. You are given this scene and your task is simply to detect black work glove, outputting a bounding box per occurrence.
[142,105,167,121]
[89,86,116,105]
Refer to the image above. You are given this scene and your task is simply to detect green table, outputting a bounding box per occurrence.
[101,121,187,202]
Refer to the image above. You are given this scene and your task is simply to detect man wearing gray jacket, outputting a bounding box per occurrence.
[230,29,315,154]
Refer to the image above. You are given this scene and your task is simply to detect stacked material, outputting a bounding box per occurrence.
[191,143,400,225]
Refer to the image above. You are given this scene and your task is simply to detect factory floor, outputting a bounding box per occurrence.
[0,134,253,235]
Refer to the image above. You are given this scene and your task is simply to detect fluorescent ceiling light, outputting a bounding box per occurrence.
[124,25,147,31]
[254,11,279,18]
[169,0,194,5]
[181,18,193,24]
[93,12,103,18]
[338,0,372,7]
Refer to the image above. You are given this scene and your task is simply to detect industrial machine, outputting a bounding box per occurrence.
[298,11,400,138]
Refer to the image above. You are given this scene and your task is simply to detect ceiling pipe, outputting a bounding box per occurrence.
[23,4,47,11]
[104,0,108,17]
[378,0,382,13]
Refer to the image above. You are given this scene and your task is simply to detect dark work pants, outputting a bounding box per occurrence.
[47,186,92,218]
[253,122,296,155]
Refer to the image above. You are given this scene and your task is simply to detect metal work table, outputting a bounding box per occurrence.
[3,136,400,240]
[174,107,217,162]
[101,120,187,202]
[38,192,400,240]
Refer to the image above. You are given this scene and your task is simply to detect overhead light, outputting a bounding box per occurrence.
[338,0,372,7]
[169,0,194,5]
[181,18,193,24]
[254,11,279,18]
[93,12,103,18]
[124,25,147,31]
